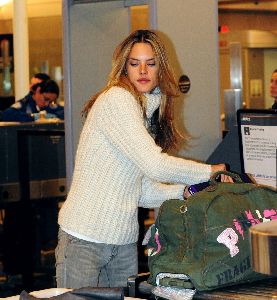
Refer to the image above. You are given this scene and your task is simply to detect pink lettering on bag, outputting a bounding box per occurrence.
[263,209,277,220]
[245,210,260,225]
[218,208,276,257]
[148,228,161,257]
[217,228,239,257]
[233,219,244,239]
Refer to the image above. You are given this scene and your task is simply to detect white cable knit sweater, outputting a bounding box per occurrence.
[58,87,211,245]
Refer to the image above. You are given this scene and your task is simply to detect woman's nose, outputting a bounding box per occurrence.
[139,63,147,75]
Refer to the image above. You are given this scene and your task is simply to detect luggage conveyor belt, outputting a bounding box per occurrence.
[128,274,277,299]
[194,277,277,299]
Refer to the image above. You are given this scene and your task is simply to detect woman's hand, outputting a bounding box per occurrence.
[184,164,233,200]
[211,163,226,174]
[211,164,233,183]
[183,185,191,199]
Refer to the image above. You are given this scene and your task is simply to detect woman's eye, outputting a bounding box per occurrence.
[129,60,139,67]
[147,63,156,67]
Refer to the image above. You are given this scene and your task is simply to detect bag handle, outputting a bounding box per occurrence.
[157,274,195,289]
[210,170,243,185]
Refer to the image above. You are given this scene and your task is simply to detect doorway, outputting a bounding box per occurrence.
[218,0,277,130]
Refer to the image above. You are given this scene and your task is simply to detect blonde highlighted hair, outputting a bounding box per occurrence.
[82,29,182,151]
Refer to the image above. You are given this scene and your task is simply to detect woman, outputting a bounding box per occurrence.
[2,79,64,122]
[55,29,228,289]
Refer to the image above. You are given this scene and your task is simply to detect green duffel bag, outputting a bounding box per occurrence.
[147,171,277,292]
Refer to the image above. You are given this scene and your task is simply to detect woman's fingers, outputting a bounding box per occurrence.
[221,174,234,183]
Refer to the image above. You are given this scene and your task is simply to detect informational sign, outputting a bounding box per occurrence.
[237,109,277,189]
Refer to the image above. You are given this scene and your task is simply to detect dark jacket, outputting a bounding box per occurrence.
[2,93,64,122]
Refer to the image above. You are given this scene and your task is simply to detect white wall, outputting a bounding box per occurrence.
[63,1,129,185]
[150,0,222,161]
[264,49,277,108]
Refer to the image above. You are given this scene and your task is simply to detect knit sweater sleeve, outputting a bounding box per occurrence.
[94,87,211,185]
[139,176,185,208]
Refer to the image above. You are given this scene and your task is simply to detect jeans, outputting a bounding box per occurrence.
[55,229,138,289]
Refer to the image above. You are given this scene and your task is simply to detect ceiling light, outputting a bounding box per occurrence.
[0,0,11,8]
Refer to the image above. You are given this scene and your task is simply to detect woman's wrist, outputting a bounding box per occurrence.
[210,164,226,176]
[183,185,190,199]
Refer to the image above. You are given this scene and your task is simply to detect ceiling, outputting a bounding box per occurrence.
[218,0,277,11]
[0,0,276,20]
[0,0,61,20]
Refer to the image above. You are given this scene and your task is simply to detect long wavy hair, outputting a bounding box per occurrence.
[82,29,182,151]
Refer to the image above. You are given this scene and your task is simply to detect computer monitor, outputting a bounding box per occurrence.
[237,109,277,189]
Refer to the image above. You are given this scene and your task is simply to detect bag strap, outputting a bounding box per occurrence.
[210,170,243,185]
[159,277,195,289]
[156,273,196,289]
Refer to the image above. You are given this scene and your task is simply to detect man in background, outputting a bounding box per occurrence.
[29,72,50,89]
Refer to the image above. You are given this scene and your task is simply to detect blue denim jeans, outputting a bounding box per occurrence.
[55,229,138,289]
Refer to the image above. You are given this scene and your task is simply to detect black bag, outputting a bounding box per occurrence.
[19,287,124,300]
[147,171,277,291]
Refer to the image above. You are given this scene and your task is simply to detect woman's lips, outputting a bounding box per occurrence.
[137,78,150,84]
